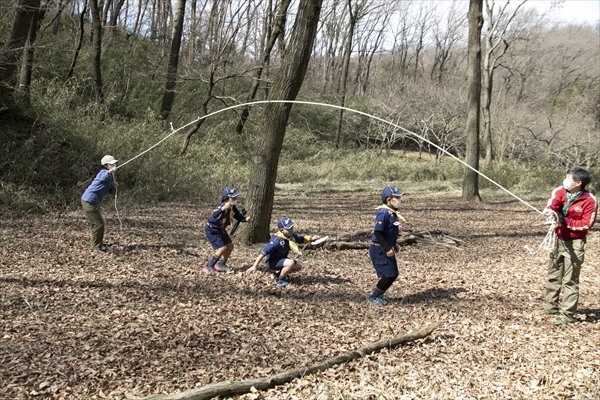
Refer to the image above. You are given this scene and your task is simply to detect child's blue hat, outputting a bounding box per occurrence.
[221,186,240,198]
[381,186,404,200]
[277,217,295,230]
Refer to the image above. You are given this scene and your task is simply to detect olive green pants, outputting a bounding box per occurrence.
[543,238,586,322]
[81,200,105,250]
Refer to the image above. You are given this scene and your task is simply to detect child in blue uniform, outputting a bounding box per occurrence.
[203,186,250,273]
[81,155,119,254]
[246,217,320,287]
[368,186,405,305]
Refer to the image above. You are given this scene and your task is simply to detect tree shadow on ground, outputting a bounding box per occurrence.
[577,308,600,323]
[2,276,466,308]
[293,275,353,286]
[120,243,202,257]
[396,287,468,304]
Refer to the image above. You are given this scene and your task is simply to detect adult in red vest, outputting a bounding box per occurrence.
[540,166,597,325]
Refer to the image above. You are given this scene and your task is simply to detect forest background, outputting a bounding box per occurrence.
[0,0,599,216]
[1,1,600,399]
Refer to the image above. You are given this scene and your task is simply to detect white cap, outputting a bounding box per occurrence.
[101,155,118,165]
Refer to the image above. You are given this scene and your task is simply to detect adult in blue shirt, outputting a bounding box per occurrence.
[246,217,320,287]
[368,186,405,306]
[81,155,118,254]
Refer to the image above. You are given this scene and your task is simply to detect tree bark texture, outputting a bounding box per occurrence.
[462,0,482,202]
[159,0,186,120]
[90,0,105,104]
[141,322,441,400]
[18,3,45,97]
[235,0,292,135]
[243,0,323,243]
[0,0,40,96]
[67,0,88,79]
[334,0,358,148]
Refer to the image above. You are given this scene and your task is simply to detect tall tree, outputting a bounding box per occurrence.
[159,0,186,120]
[18,2,46,100]
[67,0,88,79]
[482,0,526,163]
[0,0,40,98]
[235,0,292,135]
[462,0,482,202]
[243,0,323,243]
[89,0,105,104]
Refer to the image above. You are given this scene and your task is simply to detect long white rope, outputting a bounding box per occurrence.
[116,100,544,215]
[112,99,552,249]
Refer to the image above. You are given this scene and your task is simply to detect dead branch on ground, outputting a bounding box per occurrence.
[142,322,441,400]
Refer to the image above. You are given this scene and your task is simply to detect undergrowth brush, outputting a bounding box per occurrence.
[1,100,594,218]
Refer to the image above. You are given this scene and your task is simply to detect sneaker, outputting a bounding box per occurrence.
[95,248,107,255]
[368,296,390,306]
[214,261,230,273]
[276,278,290,287]
[553,316,572,325]
[202,265,218,274]
[538,308,558,315]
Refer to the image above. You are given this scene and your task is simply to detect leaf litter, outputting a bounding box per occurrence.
[1,192,599,399]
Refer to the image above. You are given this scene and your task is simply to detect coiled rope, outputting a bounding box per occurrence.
[525,214,558,255]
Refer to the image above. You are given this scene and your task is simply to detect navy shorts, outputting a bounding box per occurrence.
[205,224,232,250]
[369,244,398,278]
[266,258,294,271]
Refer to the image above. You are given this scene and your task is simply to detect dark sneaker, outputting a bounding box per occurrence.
[202,265,218,274]
[538,308,558,315]
[277,278,290,287]
[214,261,230,273]
[553,316,572,325]
[368,296,390,306]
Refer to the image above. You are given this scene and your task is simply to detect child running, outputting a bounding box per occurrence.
[246,217,320,287]
[368,186,405,306]
[203,186,250,274]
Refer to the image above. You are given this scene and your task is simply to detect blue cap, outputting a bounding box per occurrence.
[221,186,240,198]
[381,186,404,200]
[277,217,295,230]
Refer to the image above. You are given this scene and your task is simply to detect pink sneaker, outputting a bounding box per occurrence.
[202,265,217,274]
[214,261,230,272]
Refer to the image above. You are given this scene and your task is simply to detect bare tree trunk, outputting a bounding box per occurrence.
[67,0,88,79]
[243,0,322,244]
[133,0,149,37]
[51,0,65,35]
[334,0,360,148]
[482,0,526,163]
[90,0,104,104]
[462,0,482,202]
[159,0,186,120]
[235,0,292,135]
[186,0,197,59]
[0,0,40,97]
[18,3,46,99]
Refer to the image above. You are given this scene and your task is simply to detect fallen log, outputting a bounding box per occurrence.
[141,322,441,400]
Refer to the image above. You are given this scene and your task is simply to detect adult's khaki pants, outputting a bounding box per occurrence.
[81,200,104,250]
[544,238,586,322]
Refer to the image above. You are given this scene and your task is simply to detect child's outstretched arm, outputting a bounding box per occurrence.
[246,252,266,274]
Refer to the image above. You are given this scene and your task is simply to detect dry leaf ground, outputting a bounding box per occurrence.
[1,190,599,400]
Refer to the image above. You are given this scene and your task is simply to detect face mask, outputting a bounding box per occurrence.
[229,199,237,205]
[108,164,116,169]
[562,178,575,191]
[283,228,293,237]
[390,197,402,208]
